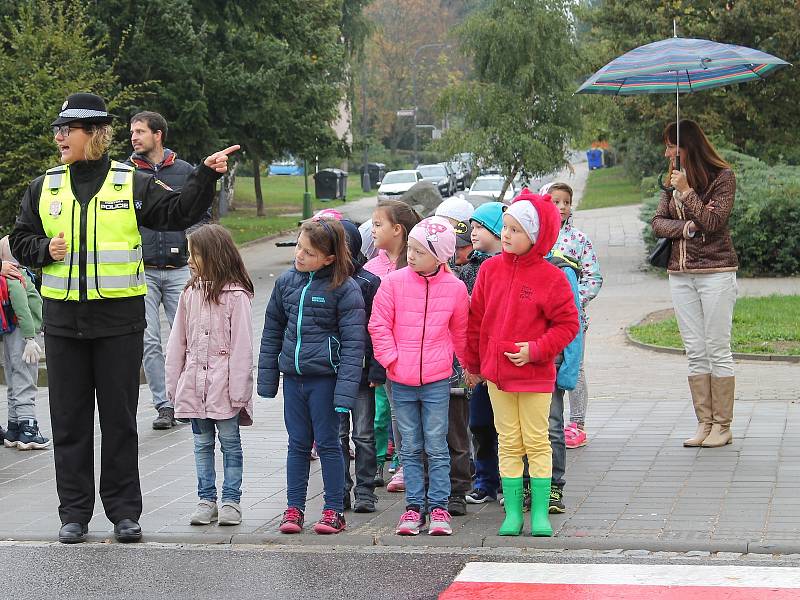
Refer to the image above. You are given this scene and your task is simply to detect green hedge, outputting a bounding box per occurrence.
[640,150,800,276]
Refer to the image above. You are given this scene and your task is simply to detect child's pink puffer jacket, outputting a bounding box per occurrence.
[369,266,468,386]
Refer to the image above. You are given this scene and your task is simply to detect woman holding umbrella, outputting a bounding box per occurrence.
[652,119,738,449]
[10,93,239,543]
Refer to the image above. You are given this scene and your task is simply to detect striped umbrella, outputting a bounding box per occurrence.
[576,30,790,175]
[577,37,789,96]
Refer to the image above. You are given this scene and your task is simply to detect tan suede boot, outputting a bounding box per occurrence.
[683,373,712,447]
[702,375,735,448]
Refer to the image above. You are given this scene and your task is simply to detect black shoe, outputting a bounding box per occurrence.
[549,485,565,514]
[466,488,496,504]
[353,497,376,513]
[152,407,176,430]
[114,519,142,543]
[58,522,88,544]
[343,492,352,511]
[373,463,385,488]
[447,496,467,516]
[16,419,51,450]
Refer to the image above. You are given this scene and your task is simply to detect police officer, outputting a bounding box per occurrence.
[10,93,238,544]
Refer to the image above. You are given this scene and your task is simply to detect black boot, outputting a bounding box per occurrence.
[373,462,386,487]
[114,519,142,543]
[58,522,88,544]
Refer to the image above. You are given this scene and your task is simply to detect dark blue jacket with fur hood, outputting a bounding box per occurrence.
[257,264,366,409]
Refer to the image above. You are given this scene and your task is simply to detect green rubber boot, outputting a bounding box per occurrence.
[498,477,524,536]
[530,477,553,537]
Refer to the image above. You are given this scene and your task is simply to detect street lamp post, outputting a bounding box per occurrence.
[411,43,449,167]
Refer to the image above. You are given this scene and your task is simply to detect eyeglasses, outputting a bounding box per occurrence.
[52,124,86,137]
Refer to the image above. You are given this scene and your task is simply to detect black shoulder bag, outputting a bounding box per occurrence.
[648,237,672,269]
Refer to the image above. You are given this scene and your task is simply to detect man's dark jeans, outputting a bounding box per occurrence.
[339,385,378,502]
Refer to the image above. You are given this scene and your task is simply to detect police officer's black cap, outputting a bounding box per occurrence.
[51,93,114,126]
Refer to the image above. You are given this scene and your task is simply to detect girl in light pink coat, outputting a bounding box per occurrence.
[166,224,255,527]
[369,217,469,537]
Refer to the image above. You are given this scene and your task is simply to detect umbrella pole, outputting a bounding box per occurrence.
[676,70,681,171]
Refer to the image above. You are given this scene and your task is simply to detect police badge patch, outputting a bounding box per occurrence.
[49,200,62,217]
[99,200,130,210]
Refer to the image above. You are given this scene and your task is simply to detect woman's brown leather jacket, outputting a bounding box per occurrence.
[652,169,738,273]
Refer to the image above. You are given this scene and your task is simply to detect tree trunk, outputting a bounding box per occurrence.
[227,159,238,212]
[253,155,264,217]
[500,164,519,203]
[214,159,238,221]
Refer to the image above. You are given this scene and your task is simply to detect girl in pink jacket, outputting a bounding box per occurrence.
[166,225,255,528]
[363,199,421,493]
[369,216,469,537]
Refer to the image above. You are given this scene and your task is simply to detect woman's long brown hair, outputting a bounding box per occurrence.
[299,219,352,289]
[374,199,422,269]
[663,119,729,194]
[186,224,254,303]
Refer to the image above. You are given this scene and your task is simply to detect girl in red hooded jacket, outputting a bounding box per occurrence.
[465,191,579,537]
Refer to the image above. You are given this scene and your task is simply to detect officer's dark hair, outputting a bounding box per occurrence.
[186,224,254,304]
[131,111,168,143]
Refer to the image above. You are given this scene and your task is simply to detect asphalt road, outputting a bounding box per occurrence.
[2,543,798,600]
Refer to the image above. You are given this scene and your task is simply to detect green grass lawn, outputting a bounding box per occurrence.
[578,165,646,210]
[220,174,373,245]
[629,295,800,356]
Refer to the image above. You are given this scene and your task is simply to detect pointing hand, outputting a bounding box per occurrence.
[203,145,241,174]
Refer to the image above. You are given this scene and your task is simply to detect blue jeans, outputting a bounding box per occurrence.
[391,378,451,511]
[191,416,243,503]
[469,382,499,496]
[143,266,190,409]
[549,387,566,489]
[283,375,344,512]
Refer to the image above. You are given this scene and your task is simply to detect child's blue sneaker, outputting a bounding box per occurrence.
[16,419,50,450]
[3,421,20,448]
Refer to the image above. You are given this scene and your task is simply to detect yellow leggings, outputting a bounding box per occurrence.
[488,382,552,479]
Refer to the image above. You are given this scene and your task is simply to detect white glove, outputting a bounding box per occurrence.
[22,339,42,365]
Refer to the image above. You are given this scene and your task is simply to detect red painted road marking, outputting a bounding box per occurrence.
[439,563,800,600]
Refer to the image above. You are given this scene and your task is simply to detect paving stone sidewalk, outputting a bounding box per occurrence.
[1,162,799,552]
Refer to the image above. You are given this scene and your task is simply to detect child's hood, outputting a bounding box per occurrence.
[0,235,16,264]
[509,189,562,259]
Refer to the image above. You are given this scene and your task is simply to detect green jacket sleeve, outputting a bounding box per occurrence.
[6,273,42,338]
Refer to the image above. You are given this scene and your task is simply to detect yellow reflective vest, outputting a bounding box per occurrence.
[38,161,146,301]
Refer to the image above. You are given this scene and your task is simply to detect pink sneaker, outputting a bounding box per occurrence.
[386,466,405,492]
[396,509,424,535]
[313,509,346,534]
[565,422,587,449]
[428,507,453,536]
[279,507,304,534]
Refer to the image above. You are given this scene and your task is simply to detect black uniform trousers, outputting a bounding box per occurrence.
[45,331,144,525]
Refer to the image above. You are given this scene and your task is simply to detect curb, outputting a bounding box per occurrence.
[625,315,800,364]
[1,529,794,555]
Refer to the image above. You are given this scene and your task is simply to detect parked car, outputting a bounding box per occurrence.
[377,169,424,199]
[268,159,304,176]
[466,175,517,206]
[417,164,455,197]
[440,163,459,196]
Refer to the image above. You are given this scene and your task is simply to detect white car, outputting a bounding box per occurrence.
[466,175,517,206]
[377,170,423,199]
